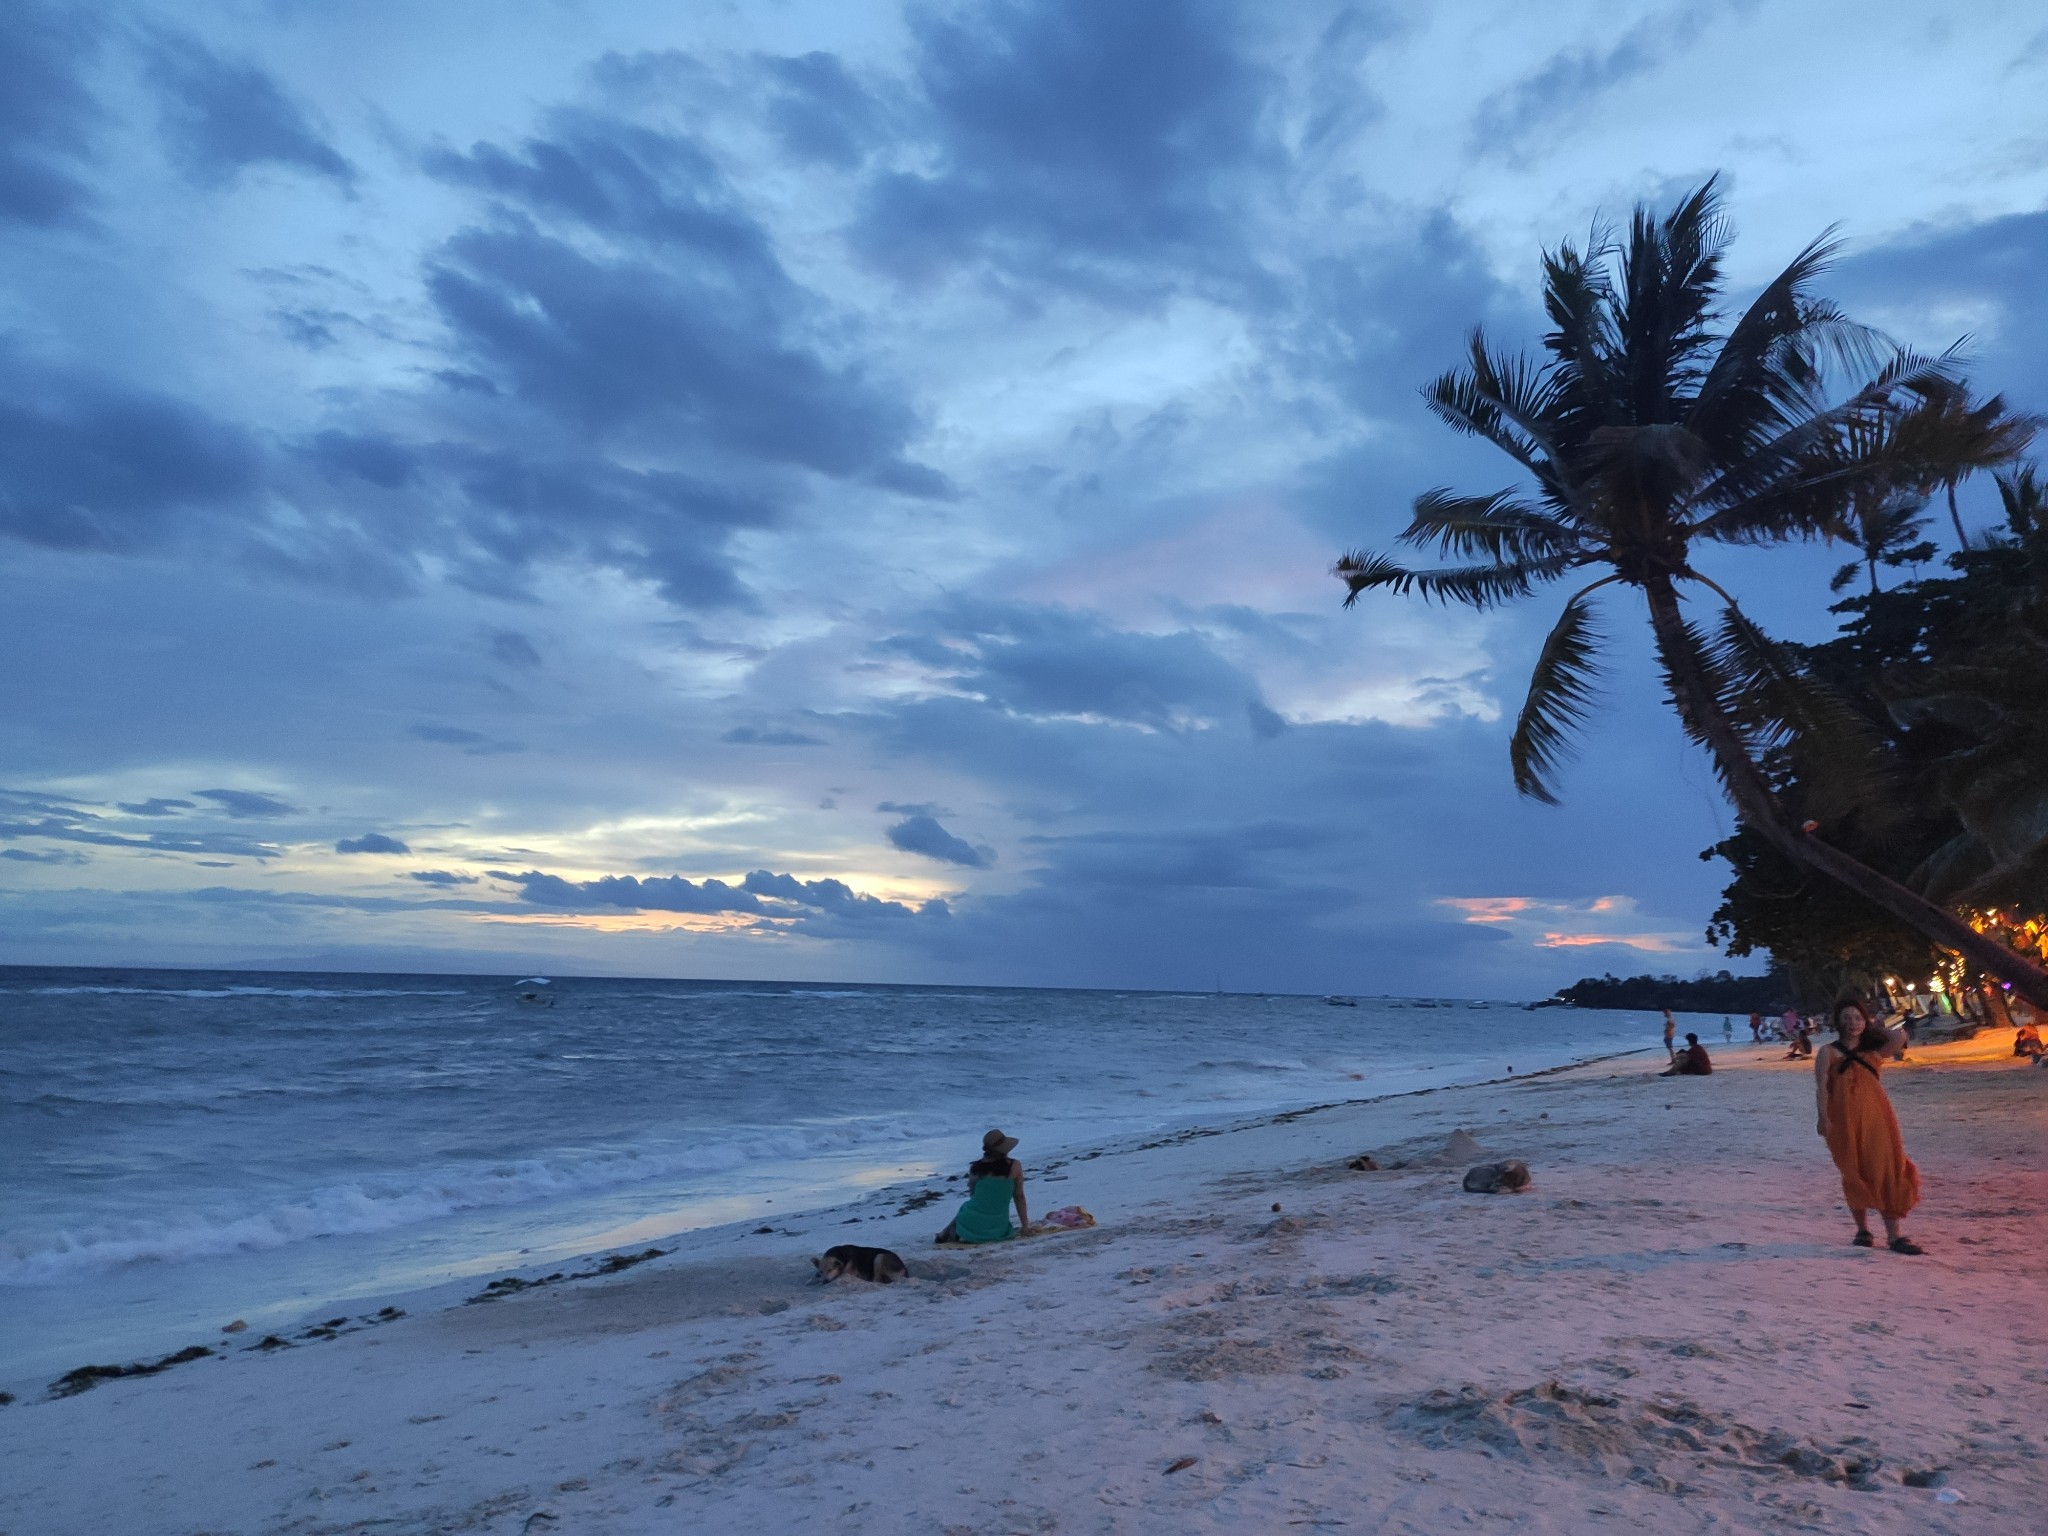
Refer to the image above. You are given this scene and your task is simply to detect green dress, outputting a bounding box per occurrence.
[951,1176,1016,1243]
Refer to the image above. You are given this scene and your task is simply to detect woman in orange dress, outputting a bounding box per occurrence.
[1814,998,1923,1254]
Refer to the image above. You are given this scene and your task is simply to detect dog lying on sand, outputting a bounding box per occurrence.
[811,1244,908,1284]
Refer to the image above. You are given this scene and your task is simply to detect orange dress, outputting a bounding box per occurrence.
[1822,1051,1920,1219]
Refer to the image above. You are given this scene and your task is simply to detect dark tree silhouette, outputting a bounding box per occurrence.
[1335,177,2048,1006]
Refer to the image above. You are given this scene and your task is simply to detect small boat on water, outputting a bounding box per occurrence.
[514,977,555,1006]
[1323,995,1358,1007]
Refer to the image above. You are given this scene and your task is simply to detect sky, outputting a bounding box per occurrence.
[4,0,2046,995]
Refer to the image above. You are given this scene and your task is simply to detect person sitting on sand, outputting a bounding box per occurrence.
[936,1129,1030,1244]
[1659,1032,1712,1077]
[2015,1020,2045,1060]
[1815,998,1923,1255]
[1784,1020,1812,1059]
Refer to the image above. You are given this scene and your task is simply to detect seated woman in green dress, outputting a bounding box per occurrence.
[936,1129,1030,1243]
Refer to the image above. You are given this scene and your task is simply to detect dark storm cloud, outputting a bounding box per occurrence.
[0,355,261,551]
[193,788,299,818]
[0,2,101,226]
[853,0,1274,291]
[885,812,991,868]
[335,832,411,855]
[425,112,943,492]
[880,601,1274,732]
[142,30,354,187]
[428,227,924,482]
[1833,208,2048,406]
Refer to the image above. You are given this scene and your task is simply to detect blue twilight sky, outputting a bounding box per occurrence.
[4,1,2046,994]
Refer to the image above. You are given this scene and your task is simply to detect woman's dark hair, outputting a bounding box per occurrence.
[969,1154,1014,1180]
[1831,995,1874,1034]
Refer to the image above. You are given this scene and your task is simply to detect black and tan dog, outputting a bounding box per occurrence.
[810,1244,908,1284]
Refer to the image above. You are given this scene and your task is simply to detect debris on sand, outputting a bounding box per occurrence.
[1463,1160,1532,1193]
[467,1248,669,1303]
[50,1345,213,1399]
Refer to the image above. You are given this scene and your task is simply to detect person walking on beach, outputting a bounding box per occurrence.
[1815,998,1923,1255]
[1722,1015,1733,1043]
[1662,1009,1677,1061]
[936,1129,1030,1244]
[1749,1011,1762,1042]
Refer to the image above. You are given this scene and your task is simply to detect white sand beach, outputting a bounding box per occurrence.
[3,1035,2042,1535]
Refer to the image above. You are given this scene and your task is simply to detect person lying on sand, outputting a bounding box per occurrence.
[1659,1033,1712,1076]
[2014,1021,2044,1060]
[1815,998,1923,1255]
[936,1129,1031,1244]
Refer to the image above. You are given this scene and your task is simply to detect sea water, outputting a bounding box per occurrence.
[1,967,1703,1382]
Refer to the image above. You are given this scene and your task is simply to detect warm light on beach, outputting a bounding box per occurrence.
[5,2,2047,1530]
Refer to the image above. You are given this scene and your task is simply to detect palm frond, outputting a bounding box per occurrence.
[1332,547,1582,611]
[1687,230,1843,454]
[1690,347,1973,542]
[1332,549,1411,608]
[1509,582,1611,803]
[1421,336,1578,505]
[1704,602,1893,822]
[1401,488,1580,562]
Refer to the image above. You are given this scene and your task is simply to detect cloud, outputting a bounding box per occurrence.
[493,867,765,915]
[759,51,885,168]
[193,788,299,818]
[1469,3,1723,158]
[0,2,101,226]
[426,112,938,488]
[488,865,942,932]
[885,812,991,868]
[0,354,262,552]
[853,0,1272,293]
[408,722,525,756]
[0,788,281,860]
[489,629,543,669]
[722,725,825,746]
[116,797,193,816]
[2,847,85,864]
[143,30,354,187]
[408,869,478,886]
[336,832,411,855]
[879,600,1274,733]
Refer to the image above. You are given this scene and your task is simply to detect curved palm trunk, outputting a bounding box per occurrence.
[1641,575,2048,1010]
[1946,483,1968,550]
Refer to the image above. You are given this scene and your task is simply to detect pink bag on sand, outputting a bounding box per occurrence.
[1039,1205,1095,1229]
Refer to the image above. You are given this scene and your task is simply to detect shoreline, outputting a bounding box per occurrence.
[2,1044,1663,1399]
[4,1033,2041,1533]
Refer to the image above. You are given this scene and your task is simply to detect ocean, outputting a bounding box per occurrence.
[0,967,1706,1383]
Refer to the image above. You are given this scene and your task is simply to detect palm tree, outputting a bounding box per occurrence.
[1334,177,2048,1006]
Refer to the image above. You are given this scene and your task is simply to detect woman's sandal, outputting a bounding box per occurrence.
[1888,1236,1924,1255]
[1851,1229,1874,1247]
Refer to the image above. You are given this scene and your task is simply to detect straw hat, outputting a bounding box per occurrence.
[982,1128,1019,1158]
